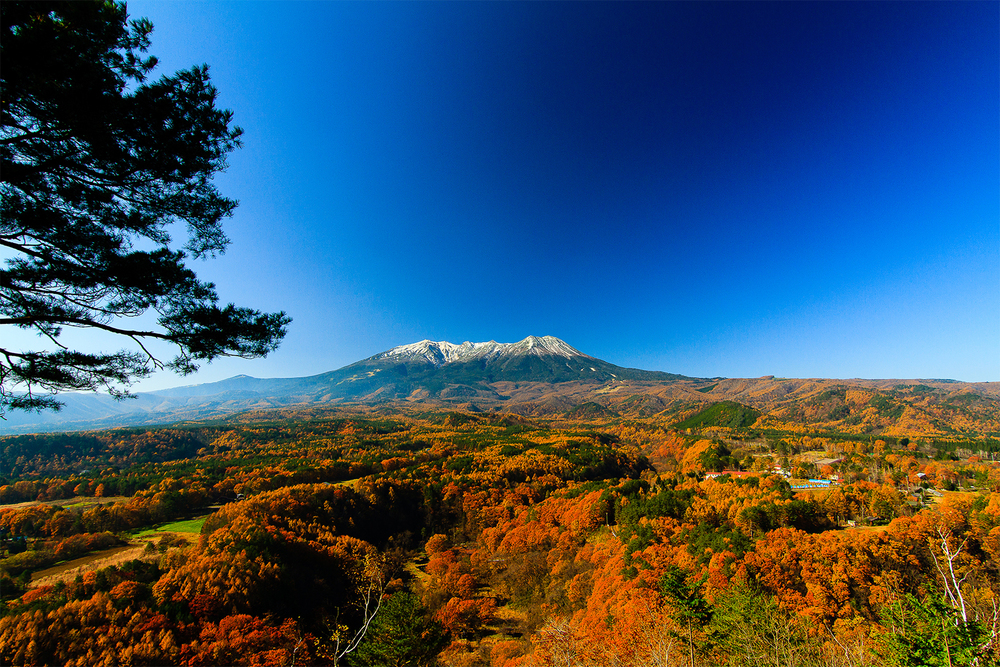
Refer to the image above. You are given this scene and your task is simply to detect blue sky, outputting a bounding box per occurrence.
[119,0,997,387]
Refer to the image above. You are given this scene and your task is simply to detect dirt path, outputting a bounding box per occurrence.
[0,496,130,510]
[29,532,194,588]
[30,544,150,587]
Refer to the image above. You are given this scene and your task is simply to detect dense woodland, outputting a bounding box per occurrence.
[0,398,998,666]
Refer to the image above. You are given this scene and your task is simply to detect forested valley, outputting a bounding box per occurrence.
[3,1,997,664]
[0,402,998,666]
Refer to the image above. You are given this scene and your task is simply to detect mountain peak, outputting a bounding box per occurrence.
[371,336,589,366]
[0,335,696,433]
[508,335,588,358]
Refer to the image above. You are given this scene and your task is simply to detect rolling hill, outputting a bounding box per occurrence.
[2,335,998,437]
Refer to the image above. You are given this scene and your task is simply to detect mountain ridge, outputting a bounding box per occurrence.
[1,335,687,432]
[1,336,997,435]
[371,335,590,366]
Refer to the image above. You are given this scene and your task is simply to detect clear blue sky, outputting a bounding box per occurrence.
[122,0,998,387]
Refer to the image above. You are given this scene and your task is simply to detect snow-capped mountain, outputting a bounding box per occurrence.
[372,336,591,367]
[0,336,692,433]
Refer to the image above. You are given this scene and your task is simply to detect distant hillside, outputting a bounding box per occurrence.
[672,401,760,429]
[2,336,998,438]
[0,336,695,433]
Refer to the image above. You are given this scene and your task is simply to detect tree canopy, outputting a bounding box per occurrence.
[0,1,289,414]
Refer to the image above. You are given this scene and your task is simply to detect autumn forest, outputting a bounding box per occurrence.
[0,385,999,666]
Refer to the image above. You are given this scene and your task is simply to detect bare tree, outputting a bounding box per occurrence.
[330,554,387,666]
[928,525,1000,665]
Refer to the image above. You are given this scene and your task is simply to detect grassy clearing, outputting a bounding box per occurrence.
[940,490,979,501]
[135,515,208,537]
[845,524,889,534]
[159,516,208,534]
[792,487,830,496]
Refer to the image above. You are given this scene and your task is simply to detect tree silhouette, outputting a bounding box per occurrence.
[0,1,289,414]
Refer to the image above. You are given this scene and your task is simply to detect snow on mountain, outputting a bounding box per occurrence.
[371,336,591,367]
[0,335,700,434]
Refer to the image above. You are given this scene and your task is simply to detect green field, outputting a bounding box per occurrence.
[136,515,208,537]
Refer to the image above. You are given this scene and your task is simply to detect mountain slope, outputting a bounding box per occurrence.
[0,336,694,433]
[3,336,998,437]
